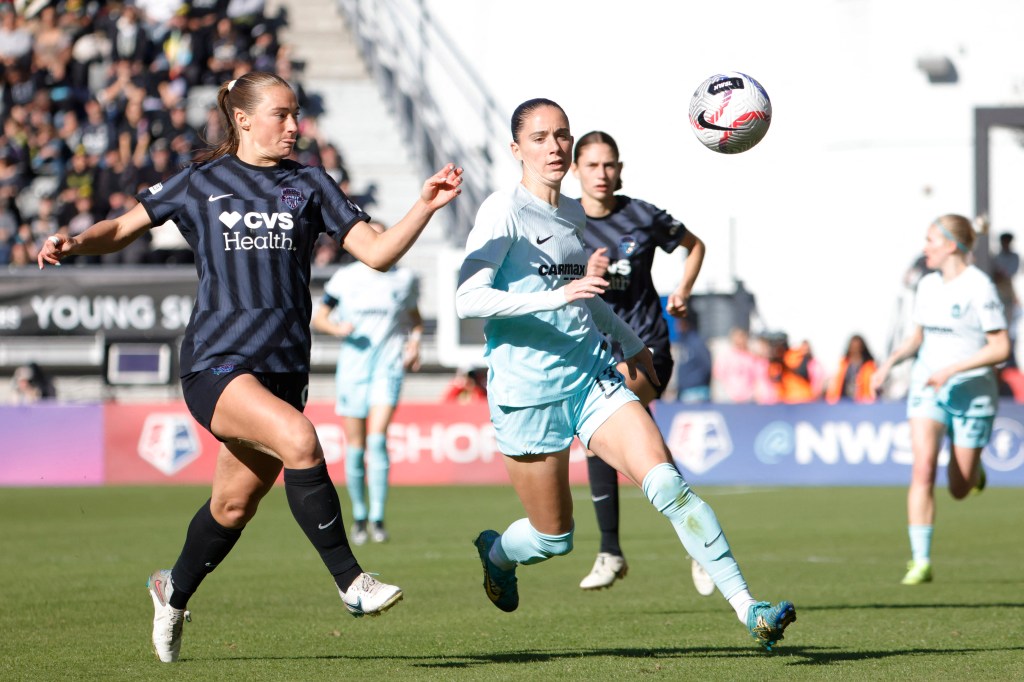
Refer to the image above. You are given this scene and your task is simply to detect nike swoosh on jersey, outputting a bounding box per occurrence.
[696,111,743,132]
[536,235,553,244]
[208,193,234,201]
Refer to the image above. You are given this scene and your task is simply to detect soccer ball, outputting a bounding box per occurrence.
[688,72,772,154]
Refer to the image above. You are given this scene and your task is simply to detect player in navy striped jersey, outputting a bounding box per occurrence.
[571,131,714,596]
[457,98,794,651]
[38,71,463,662]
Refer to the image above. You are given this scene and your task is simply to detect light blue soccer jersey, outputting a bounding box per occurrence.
[321,262,419,383]
[463,184,615,407]
[910,265,1006,415]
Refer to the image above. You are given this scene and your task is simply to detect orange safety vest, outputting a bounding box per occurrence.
[825,358,876,403]
[768,349,817,403]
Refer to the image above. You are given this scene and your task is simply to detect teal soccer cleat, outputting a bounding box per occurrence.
[473,530,519,612]
[746,600,796,651]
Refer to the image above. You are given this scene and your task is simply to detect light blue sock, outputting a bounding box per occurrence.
[497,518,574,566]
[909,524,933,563]
[344,446,367,521]
[642,462,747,600]
[366,433,390,523]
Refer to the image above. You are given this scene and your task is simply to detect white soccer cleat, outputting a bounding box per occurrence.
[340,572,403,617]
[370,521,390,544]
[579,552,628,590]
[350,521,369,546]
[147,569,191,663]
[691,558,716,596]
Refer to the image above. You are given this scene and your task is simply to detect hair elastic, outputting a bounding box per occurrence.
[935,221,969,253]
[227,79,237,91]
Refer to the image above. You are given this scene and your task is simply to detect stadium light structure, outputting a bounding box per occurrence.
[974,107,1024,220]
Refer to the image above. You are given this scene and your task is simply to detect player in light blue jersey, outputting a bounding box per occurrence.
[312,231,423,545]
[456,97,795,652]
[872,214,1010,585]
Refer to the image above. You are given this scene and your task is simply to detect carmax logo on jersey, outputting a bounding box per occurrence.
[220,210,296,251]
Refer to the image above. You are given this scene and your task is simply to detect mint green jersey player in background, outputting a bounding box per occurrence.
[312,234,424,545]
[872,214,1010,586]
[455,97,795,651]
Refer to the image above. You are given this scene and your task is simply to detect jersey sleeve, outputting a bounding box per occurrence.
[137,164,192,227]
[585,295,645,358]
[976,274,1007,331]
[642,199,687,252]
[463,192,515,266]
[312,167,371,242]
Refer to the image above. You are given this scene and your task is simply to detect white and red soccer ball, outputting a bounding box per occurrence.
[688,72,772,154]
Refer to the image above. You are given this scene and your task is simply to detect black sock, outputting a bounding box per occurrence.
[587,455,622,556]
[283,462,362,593]
[169,499,243,609]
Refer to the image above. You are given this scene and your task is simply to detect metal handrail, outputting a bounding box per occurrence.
[336,0,512,244]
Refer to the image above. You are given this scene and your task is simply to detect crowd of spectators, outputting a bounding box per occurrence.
[669,323,889,405]
[701,326,832,406]
[0,0,357,267]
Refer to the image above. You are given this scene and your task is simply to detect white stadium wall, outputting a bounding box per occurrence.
[417,0,1024,366]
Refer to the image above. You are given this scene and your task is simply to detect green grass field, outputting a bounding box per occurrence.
[2,484,1023,681]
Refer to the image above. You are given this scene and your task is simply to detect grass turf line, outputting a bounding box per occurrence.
[1,485,1022,680]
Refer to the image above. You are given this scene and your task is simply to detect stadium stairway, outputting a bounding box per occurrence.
[270,0,455,402]
[268,0,450,324]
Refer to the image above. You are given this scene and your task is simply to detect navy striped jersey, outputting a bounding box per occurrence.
[580,195,687,357]
[138,154,370,374]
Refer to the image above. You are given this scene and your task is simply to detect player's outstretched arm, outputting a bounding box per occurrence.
[666,232,705,317]
[455,260,565,319]
[37,202,153,269]
[344,164,463,271]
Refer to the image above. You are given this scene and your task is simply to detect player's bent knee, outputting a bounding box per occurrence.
[277,421,322,467]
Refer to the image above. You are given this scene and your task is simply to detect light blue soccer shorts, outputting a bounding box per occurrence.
[907,365,997,448]
[490,364,638,456]
[335,363,404,418]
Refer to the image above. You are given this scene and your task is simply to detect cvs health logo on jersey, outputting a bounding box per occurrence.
[220,210,296,252]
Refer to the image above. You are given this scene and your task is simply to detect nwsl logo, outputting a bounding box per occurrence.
[138,414,202,476]
[281,187,304,209]
[665,411,733,474]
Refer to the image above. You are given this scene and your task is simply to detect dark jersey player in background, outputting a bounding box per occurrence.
[572,130,715,596]
[38,71,464,663]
